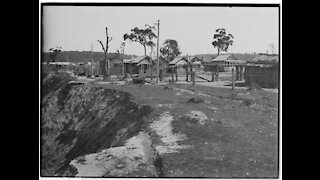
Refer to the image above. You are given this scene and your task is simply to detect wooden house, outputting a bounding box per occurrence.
[212,54,246,72]
[123,56,153,75]
[169,56,190,74]
[188,56,203,69]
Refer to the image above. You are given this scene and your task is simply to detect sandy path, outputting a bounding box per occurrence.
[150,111,190,154]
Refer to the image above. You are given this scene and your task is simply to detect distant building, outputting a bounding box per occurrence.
[188,56,203,69]
[211,54,246,72]
[48,62,76,66]
[248,53,279,67]
[169,56,190,74]
[244,53,279,88]
[154,56,170,67]
[123,56,153,75]
[201,55,215,72]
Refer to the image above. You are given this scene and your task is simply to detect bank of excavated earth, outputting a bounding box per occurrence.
[41,72,158,176]
[41,72,279,178]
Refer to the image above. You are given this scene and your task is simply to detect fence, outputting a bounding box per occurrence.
[244,64,279,88]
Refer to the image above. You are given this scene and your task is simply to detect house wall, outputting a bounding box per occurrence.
[110,63,124,76]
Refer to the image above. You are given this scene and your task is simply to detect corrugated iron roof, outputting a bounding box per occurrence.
[195,55,214,62]
[189,56,202,62]
[123,59,133,63]
[169,56,188,65]
[131,56,151,64]
[212,54,238,61]
[137,59,151,66]
[252,54,279,62]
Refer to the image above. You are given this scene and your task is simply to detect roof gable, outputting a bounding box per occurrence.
[189,56,202,63]
[212,54,238,61]
[131,56,151,63]
[169,56,189,65]
[252,54,279,62]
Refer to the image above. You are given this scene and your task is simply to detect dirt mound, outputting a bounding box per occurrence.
[181,111,208,126]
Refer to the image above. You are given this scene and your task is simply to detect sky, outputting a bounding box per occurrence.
[42,5,279,56]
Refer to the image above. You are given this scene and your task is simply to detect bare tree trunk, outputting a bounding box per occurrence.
[98,27,112,81]
[103,52,107,78]
[143,45,147,56]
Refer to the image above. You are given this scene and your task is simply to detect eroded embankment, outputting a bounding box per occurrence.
[41,73,152,176]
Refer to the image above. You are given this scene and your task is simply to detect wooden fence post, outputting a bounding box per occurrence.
[122,63,124,77]
[211,65,215,82]
[192,71,195,86]
[159,69,163,82]
[235,66,239,81]
[171,67,174,83]
[185,66,189,81]
[175,67,178,81]
[215,65,219,81]
[240,65,243,81]
[232,67,235,90]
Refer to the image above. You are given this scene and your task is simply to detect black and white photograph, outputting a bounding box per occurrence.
[40,0,281,178]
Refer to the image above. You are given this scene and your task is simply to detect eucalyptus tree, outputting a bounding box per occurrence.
[212,28,234,55]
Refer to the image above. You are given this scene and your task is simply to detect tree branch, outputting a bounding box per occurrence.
[97,40,106,52]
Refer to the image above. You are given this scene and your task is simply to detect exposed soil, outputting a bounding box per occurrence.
[41,73,153,176]
[41,72,279,178]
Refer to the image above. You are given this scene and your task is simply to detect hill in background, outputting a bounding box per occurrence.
[41,51,137,63]
[42,51,260,64]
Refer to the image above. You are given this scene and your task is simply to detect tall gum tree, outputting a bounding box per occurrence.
[212,28,234,55]
[123,25,157,56]
[160,39,182,62]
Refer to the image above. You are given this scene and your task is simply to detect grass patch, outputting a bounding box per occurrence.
[242,99,255,106]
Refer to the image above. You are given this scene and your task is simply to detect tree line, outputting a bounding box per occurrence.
[42,51,136,64]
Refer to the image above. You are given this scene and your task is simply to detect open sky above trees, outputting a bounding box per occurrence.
[42,5,279,56]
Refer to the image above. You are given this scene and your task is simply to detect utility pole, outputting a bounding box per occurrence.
[121,42,125,76]
[155,19,160,83]
[91,43,94,77]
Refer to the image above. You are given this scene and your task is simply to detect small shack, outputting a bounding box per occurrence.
[212,54,246,72]
[201,56,215,72]
[123,56,152,75]
[110,58,124,76]
[169,56,189,74]
[188,56,203,69]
